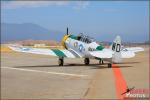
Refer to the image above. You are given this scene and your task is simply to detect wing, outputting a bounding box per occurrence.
[121,50,135,58]
[122,47,144,53]
[121,47,144,58]
[90,48,136,59]
[8,45,81,58]
[90,49,113,58]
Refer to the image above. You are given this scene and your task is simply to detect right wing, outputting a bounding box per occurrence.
[90,48,136,59]
[90,49,113,58]
[122,47,144,53]
[8,45,81,58]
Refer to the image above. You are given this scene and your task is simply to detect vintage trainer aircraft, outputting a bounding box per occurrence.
[8,28,144,68]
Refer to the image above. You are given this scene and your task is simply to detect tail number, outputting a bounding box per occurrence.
[112,42,116,51]
[116,44,120,52]
[112,42,120,52]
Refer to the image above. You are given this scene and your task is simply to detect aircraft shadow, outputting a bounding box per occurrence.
[14,62,135,69]
[90,65,134,69]
[116,61,140,64]
[14,63,99,68]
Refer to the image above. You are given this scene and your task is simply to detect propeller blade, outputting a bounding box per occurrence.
[67,27,68,35]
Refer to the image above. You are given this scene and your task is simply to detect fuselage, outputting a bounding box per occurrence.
[62,34,104,58]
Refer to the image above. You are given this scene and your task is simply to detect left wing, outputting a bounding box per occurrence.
[8,45,81,58]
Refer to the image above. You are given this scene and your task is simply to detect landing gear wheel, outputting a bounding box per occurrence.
[99,59,104,65]
[84,58,90,65]
[58,57,64,66]
[108,63,112,68]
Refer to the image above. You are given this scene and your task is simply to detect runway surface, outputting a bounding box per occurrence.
[1,45,149,99]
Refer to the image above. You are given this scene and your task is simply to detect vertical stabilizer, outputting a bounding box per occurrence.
[111,36,122,63]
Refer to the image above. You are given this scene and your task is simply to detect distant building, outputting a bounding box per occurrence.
[34,44,46,47]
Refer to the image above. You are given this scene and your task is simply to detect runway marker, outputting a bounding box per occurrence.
[112,64,127,100]
[2,67,88,77]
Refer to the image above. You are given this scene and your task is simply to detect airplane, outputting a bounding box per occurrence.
[8,28,144,68]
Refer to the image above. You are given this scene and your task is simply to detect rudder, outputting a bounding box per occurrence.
[111,36,122,63]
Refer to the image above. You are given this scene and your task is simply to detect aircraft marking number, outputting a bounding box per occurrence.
[116,44,121,52]
[112,42,120,52]
[20,47,31,51]
[74,42,78,48]
[79,44,84,52]
[112,42,116,51]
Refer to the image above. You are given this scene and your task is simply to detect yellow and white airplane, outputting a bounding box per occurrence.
[8,28,144,68]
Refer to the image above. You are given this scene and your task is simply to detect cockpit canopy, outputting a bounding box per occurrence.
[77,33,95,44]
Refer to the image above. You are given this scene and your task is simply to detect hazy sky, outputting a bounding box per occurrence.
[1,1,149,42]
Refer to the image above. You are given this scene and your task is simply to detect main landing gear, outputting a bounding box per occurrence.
[58,57,112,68]
[58,57,64,66]
[99,59,112,68]
[99,59,104,65]
[84,58,90,65]
[58,57,91,66]
[108,63,112,68]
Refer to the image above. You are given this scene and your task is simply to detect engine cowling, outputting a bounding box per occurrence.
[61,35,70,49]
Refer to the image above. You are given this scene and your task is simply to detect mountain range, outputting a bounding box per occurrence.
[1,23,64,43]
[1,23,149,44]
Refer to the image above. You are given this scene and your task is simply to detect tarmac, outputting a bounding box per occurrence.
[1,45,149,99]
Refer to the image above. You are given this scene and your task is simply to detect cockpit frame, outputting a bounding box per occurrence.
[77,33,94,44]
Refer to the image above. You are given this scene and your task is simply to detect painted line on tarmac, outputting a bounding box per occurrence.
[2,67,88,77]
[112,64,127,100]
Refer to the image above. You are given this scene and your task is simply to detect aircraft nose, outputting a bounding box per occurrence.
[61,35,69,49]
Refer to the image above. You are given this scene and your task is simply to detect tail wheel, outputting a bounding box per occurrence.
[84,58,90,65]
[108,63,112,68]
[58,58,64,66]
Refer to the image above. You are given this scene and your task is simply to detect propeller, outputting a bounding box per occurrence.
[66,27,69,35]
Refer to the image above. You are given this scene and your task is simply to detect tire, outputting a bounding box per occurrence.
[58,58,64,66]
[99,59,104,65]
[84,58,90,65]
[108,63,112,68]
[99,59,101,64]
[102,60,104,64]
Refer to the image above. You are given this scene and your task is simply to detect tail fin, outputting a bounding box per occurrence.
[111,36,122,63]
